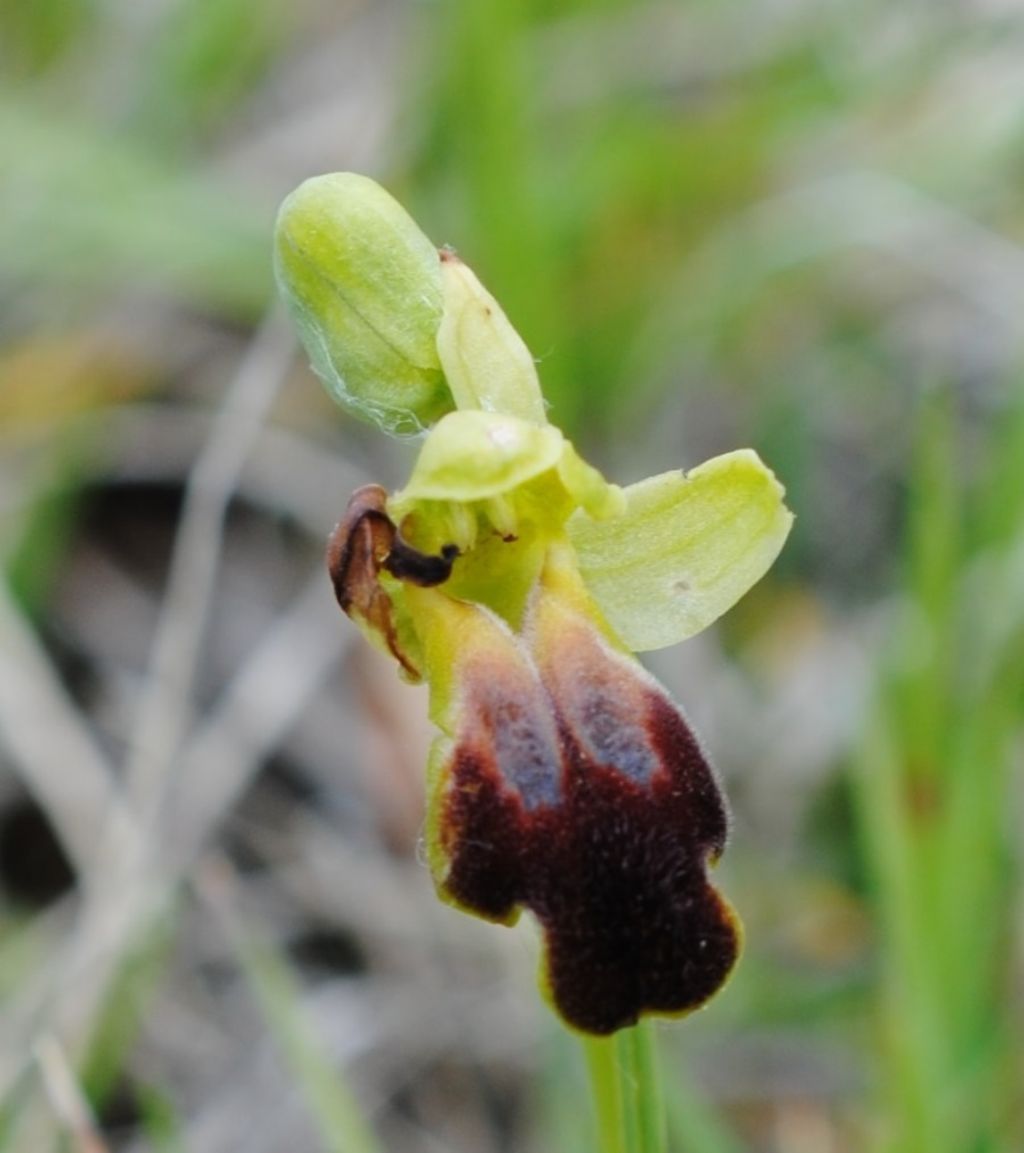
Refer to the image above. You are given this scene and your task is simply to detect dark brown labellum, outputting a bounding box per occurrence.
[328,489,740,1035]
[435,593,740,1035]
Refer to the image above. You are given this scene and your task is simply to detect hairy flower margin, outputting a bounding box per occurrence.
[275,173,794,1036]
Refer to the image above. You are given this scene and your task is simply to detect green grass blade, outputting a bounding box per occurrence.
[664,1064,743,1153]
[234,930,383,1153]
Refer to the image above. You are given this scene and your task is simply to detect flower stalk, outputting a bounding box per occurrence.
[583,1025,666,1153]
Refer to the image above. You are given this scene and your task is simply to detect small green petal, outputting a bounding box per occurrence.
[392,411,565,507]
[274,172,451,436]
[436,252,548,425]
[557,443,626,521]
[568,449,794,652]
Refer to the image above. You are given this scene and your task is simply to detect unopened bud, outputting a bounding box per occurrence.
[274,172,452,436]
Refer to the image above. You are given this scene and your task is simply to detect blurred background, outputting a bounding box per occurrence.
[1,0,1023,1150]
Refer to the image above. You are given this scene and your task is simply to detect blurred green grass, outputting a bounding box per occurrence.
[2,0,1023,1151]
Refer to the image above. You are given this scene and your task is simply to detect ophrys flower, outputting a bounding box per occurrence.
[276,174,793,1035]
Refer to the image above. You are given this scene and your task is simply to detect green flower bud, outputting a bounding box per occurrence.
[274,172,452,436]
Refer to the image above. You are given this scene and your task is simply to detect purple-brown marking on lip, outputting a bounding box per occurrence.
[431,626,562,923]
[434,592,739,1036]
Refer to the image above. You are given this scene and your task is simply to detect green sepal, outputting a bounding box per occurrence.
[273,172,451,436]
[567,449,794,652]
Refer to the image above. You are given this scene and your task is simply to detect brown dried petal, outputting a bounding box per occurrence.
[327,485,457,679]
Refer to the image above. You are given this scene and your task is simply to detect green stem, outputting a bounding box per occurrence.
[620,1022,669,1153]
[583,1034,625,1153]
[583,1023,667,1153]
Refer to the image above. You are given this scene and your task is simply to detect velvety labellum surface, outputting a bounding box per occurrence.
[434,581,740,1036]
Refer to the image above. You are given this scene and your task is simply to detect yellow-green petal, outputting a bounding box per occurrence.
[274,172,451,436]
[557,442,626,521]
[567,449,793,652]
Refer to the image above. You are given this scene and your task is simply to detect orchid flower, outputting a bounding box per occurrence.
[275,173,793,1036]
